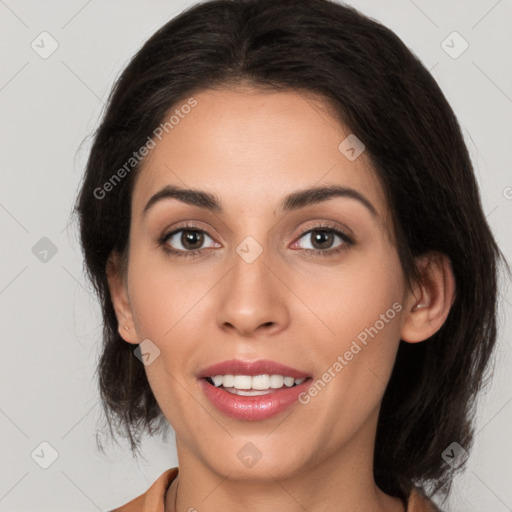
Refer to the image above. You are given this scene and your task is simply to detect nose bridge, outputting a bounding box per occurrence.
[215,234,288,335]
[231,236,270,290]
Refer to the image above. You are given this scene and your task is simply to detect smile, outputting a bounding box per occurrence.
[206,374,307,395]
[197,359,313,421]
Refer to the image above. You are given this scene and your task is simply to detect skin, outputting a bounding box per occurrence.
[107,86,455,512]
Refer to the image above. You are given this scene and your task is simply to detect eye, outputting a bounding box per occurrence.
[159,225,220,257]
[158,222,353,258]
[292,225,353,255]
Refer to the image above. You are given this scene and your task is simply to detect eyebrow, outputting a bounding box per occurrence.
[142,184,377,217]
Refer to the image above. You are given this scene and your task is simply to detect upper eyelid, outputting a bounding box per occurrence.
[296,222,351,236]
[162,221,352,246]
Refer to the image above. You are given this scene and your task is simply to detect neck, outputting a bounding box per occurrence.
[164,415,405,512]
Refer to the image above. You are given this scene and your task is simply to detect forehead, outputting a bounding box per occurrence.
[131,87,388,223]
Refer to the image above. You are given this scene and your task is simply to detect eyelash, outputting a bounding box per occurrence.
[157,222,354,258]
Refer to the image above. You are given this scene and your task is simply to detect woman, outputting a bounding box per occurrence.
[75,0,505,510]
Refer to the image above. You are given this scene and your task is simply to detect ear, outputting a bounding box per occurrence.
[106,251,138,344]
[401,252,456,343]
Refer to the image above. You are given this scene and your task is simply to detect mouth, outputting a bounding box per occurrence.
[203,374,309,396]
[197,359,313,421]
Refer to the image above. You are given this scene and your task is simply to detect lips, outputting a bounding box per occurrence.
[197,359,311,380]
[197,359,313,421]
[199,377,312,421]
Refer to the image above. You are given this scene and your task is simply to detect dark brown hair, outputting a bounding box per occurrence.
[74,0,506,504]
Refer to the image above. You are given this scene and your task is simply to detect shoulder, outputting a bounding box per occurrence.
[407,487,444,512]
[110,468,442,512]
[110,467,179,512]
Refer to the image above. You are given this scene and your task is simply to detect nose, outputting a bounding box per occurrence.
[215,245,290,338]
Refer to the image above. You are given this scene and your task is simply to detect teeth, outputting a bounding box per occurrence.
[252,374,270,390]
[222,374,234,388]
[233,375,251,389]
[211,375,224,387]
[270,374,285,388]
[208,374,306,390]
[283,376,295,387]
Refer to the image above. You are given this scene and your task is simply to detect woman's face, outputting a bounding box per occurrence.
[111,86,415,480]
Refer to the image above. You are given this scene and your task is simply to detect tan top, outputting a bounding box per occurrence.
[111,468,441,512]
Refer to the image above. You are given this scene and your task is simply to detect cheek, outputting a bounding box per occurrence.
[127,252,206,338]
[126,252,211,392]
[303,247,405,402]
[127,256,204,428]
[298,246,404,350]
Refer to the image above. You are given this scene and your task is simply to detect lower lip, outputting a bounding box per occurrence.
[199,378,312,421]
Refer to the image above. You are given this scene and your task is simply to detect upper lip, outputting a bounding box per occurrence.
[197,359,311,380]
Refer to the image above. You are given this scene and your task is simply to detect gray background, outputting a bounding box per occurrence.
[1,0,511,510]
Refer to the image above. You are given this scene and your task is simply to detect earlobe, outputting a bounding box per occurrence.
[118,323,137,344]
[106,251,138,344]
[400,252,456,344]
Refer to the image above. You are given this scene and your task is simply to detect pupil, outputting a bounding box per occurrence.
[179,230,333,251]
[182,230,203,250]
[312,231,332,249]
